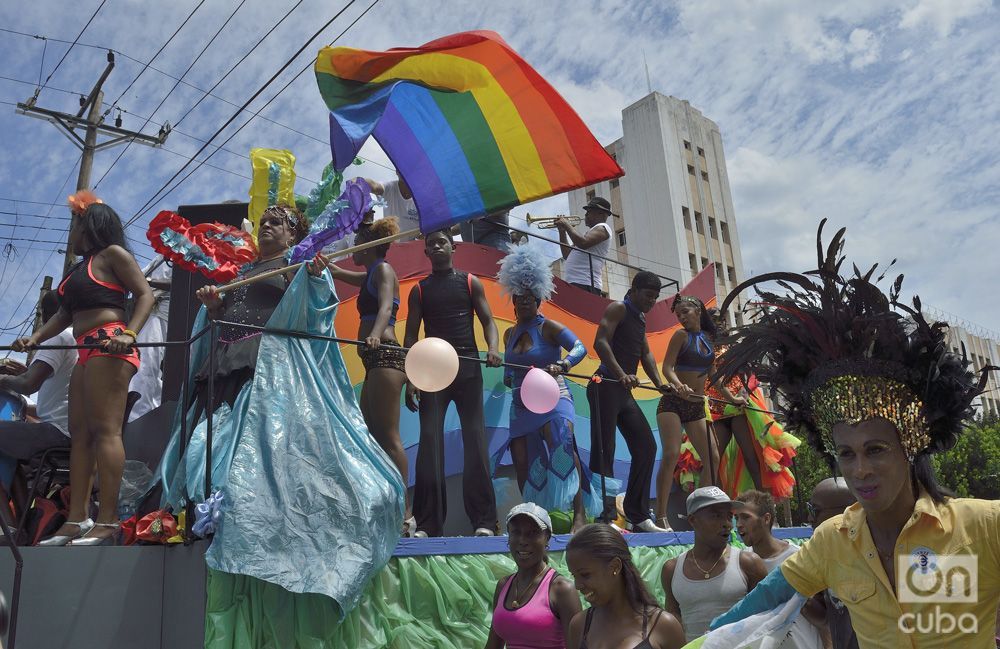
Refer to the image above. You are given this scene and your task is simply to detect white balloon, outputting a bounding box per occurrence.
[405,337,460,392]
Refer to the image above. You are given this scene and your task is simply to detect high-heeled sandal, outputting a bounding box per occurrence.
[402,516,417,537]
[658,517,674,533]
[37,518,94,547]
[69,522,119,547]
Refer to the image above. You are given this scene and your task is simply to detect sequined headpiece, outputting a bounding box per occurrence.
[716,220,994,463]
[261,204,308,243]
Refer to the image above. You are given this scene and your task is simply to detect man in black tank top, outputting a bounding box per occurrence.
[404,230,501,537]
[589,271,671,532]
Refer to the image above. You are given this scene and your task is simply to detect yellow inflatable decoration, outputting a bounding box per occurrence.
[248,148,297,238]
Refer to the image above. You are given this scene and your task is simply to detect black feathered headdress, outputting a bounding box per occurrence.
[716,220,995,462]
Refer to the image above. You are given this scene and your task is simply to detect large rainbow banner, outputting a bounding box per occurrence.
[314,30,624,232]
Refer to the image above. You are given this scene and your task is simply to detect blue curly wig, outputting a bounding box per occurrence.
[497,243,555,301]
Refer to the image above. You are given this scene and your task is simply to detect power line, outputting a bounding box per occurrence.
[94,0,241,188]
[172,0,304,130]
[0,154,81,330]
[36,0,108,95]
[104,0,207,112]
[0,32,395,173]
[0,74,88,97]
[127,0,379,229]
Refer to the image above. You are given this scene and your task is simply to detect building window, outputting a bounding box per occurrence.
[720,222,730,244]
[617,230,626,247]
[610,178,619,189]
[701,257,709,269]
[586,189,595,202]
[682,207,691,229]
[695,212,704,234]
[701,170,709,182]
[687,165,695,175]
[727,266,736,283]
[708,217,717,239]
[684,140,691,150]
[688,254,697,274]
[697,146,705,157]
[715,265,724,280]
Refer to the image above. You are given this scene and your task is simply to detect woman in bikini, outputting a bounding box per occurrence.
[327,217,412,533]
[15,192,154,545]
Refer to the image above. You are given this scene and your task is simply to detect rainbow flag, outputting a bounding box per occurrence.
[314,30,623,232]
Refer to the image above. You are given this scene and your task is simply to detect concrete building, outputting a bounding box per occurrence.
[923,307,1000,418]
[566,92,746,323]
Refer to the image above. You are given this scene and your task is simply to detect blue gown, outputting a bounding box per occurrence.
[156,267,404,618]
[500,315,604,516]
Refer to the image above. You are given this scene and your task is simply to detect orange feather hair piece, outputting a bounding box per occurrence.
[67,190,103,215]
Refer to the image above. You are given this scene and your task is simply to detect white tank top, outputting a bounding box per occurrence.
[670,548,749,642]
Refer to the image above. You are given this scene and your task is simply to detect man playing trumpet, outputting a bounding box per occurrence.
[552,197,614,297]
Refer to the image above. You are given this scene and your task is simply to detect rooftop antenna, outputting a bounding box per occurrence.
[642,50,653,94]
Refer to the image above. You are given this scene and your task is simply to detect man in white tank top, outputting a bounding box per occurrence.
[555,196,613,296]
[661,487,769,643]
[734,490,827,648]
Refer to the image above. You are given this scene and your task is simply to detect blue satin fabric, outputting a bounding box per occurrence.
[157,268,404,617]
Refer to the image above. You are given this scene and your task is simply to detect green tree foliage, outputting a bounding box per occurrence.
[932,415,1000,500]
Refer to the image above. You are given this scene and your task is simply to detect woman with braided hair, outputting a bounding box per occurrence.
[709,221,1000,648]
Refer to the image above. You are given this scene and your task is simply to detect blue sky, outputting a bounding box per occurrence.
[1,0,998,344]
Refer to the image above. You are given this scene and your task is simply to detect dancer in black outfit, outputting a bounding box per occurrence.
[588,271,670,532]
[404,230,501,537]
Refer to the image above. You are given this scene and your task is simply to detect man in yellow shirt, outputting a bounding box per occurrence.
[706,221,1000,648]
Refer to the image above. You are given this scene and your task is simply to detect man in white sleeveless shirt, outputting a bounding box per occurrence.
[661,486,769,643]
[555,196,614,296]
[735,489,827,648]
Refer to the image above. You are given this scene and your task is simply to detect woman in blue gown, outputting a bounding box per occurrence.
[498,244,601,532]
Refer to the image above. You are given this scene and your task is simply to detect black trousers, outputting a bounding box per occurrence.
[413,358,497,536]
[586,381,656,525]
[570,282,607,298]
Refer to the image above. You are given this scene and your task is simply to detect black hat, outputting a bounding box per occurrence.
[583,196,613,214]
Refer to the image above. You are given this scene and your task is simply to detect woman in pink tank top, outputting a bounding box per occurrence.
[485,503,581,649]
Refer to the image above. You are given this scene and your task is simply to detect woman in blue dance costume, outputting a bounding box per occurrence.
[497,244,605,532]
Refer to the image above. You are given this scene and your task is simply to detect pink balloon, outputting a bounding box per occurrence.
[521,367,561,414]
[404,337,459,392]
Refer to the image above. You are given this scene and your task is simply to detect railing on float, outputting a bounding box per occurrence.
[0,227,682,649]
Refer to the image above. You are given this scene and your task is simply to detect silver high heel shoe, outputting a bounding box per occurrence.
[37,518,94,546]
[70,522,119,546]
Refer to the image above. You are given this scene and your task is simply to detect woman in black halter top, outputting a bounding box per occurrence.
[327,217,412,534]
[14,196,154,546]
[565,524,685,649]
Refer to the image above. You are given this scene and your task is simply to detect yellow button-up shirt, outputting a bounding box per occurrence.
[780,490,1000,648]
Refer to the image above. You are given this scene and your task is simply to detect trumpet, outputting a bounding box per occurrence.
[526,213,582,229]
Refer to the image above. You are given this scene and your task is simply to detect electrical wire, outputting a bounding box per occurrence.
[94,0,245,189]
[103,0,207,113]
[0,30,395,173]
[125,0,374,229]
[172,0,304,129]
[37,0,108,95]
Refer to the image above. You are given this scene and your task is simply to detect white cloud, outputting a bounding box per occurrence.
[0,0,998,334]
[899,0,993,36]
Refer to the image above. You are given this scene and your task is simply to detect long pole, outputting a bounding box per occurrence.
[63,90,104,273]
[215,228,421,293]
